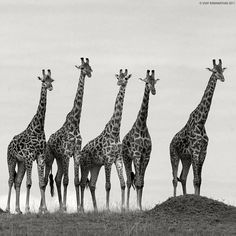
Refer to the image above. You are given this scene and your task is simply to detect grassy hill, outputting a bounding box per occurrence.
[0,195,236,235]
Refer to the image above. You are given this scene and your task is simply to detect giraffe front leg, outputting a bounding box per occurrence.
[44,145,54,193]
[138,153,150,211]
[115,156,125,211]
[62,159,70,212]
[80,166,89,212]
[196,139,208,195]
[133,155,142,210]
[122,138,134,210]
[123,153,133,210]
[191,142,204,196]
[15,161,26,214]
[170,144,180,197]
[74,139,82,212]
[74,161,80,212]
[89,166,101,212]
[104,164,112,211]
[25,161,33,214]
[37,157,48,213]
[6,156,16,213]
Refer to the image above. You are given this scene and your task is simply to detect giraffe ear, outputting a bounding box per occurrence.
[127,74,132,79]
[139,78,147,83]
[155,78,160,84]
[38,76,43,81]
[223,67,227,72]
[206,68,213,72]
[75,65,82,70]
[115,74,119,79]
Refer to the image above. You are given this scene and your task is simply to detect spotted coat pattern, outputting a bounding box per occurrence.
[122,70,158,210]
[6,70,53,214]
[44,58,92,211]
[170,59,226,197]
[79,69,131,211]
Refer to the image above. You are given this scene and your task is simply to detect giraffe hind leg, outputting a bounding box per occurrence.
[89,166,101,212]
[44,145,55,196]
[15,161,26,214]
[170,144,180,197]
[80,166,89,212]
[6,153,17,212]
[62,159,70,211]
[55,158,63,210]
[196,141,208,195]
[123,155,132,210]
[137,152,150,211]
[179,155,191,195]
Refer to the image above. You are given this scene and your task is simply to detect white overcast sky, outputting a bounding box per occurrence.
[0,0,236,212]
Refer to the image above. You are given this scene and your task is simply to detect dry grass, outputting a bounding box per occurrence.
[0,195,236,235]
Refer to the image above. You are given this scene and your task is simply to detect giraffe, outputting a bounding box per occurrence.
[6,70,54,214]
[170,59,226,197]
[77,69,132,212]
[122,70,159,210]
[44,58,92,211]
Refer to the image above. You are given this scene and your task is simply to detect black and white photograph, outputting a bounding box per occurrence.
[0,0,235,235]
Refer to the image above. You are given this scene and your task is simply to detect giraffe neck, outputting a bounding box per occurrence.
[66,73,86,127]
[193,74,218,125]
[27,84,47,133]
[105,84,127,136]
[134,84,150,129]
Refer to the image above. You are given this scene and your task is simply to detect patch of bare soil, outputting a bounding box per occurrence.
[0,208,5,214]
[146,194,236,235]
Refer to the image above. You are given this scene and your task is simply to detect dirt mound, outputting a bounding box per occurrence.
[149,195,236,223]
[0,208,5,214]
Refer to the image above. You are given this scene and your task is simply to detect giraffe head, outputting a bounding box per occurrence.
[206,59,226,82]
[75,57,92,78]
[140,70,159,95]
[115,69,132,86]
[38,69,54,91]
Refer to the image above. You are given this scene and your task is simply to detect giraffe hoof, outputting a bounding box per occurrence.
[5,208,10,214]
[77,206,82,213]
[59,206,66,213]
[39,207,48,214]
[78,206,84,213]
[25,206,30,213]
[15,209,22,215]
[121,206,125,213]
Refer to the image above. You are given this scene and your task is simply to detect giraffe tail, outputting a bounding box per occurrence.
[49,170,54,197]
[85,178,90,189]
[13,171,17,189]
[131,171,135,190]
